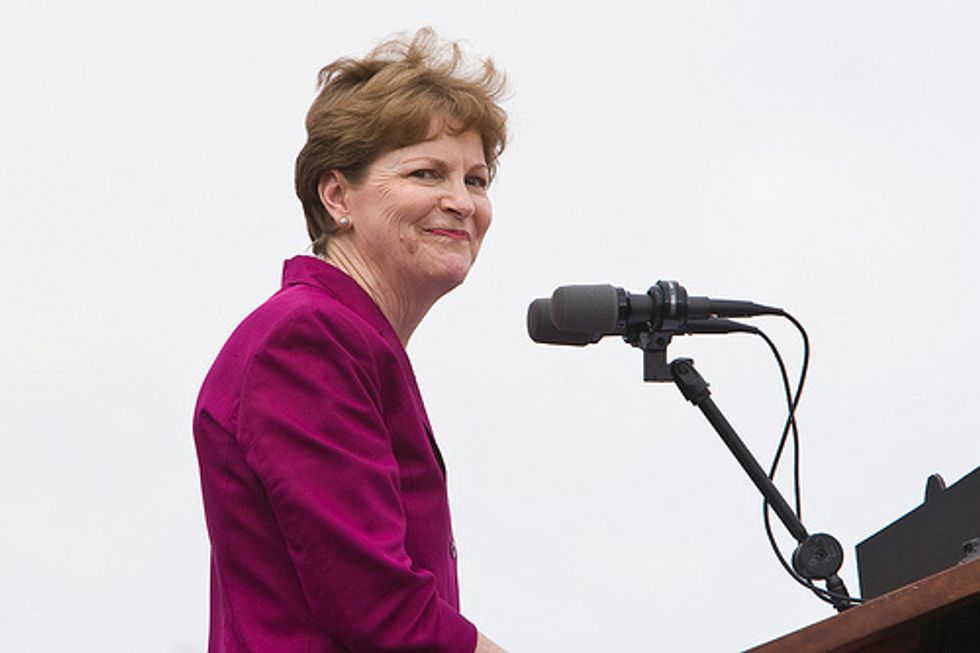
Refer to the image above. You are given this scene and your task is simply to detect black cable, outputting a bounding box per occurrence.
[753,314,865,607]
[750,328,836,603]
[752,326,803,516]
[710,325,826,599]
[779,311,809,520]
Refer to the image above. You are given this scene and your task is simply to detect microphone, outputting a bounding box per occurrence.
[527,298,601,345]
[549,281,782,337]
[528,296,760,346]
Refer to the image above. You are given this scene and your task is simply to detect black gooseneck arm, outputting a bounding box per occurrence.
[665,355,854,612]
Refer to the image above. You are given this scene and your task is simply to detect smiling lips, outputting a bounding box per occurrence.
[425,228,471,241]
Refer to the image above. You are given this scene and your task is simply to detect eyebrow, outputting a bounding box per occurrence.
[399,156,488,172]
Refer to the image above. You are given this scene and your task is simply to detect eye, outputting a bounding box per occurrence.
[465,175,489,189]
[409,168,438,180]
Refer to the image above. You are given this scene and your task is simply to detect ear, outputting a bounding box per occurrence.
[317,170,353,220]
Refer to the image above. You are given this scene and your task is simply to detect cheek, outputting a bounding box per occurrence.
[470,204,492,257]
[380,203,422,247]
[475,198,493,238]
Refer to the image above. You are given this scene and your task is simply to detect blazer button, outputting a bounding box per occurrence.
[450,540,457,560]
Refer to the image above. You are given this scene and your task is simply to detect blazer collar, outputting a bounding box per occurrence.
[281,255,398,345]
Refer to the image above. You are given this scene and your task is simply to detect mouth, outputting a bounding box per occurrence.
[424,228,471,241]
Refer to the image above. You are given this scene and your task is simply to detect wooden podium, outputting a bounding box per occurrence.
[745,557,980,652]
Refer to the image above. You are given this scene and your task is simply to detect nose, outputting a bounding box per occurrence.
[440,177,476,220]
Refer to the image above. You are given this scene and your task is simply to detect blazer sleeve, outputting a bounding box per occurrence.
[237,307,477,653]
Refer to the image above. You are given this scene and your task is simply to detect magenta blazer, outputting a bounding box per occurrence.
[194,256,477,652]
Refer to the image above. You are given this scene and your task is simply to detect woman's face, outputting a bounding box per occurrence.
[336,122,492,299]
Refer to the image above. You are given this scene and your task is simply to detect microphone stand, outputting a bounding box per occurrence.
[641,336,854,612]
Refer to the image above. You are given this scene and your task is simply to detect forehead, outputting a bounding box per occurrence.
[404,130,484,160]
[376,116,487,169]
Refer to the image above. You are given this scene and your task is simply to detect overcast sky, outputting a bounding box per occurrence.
[3,1,979,651]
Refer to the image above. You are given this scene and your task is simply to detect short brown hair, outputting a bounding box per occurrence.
[295,28,508,255]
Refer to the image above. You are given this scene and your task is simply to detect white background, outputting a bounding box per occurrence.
[2,1,979,650]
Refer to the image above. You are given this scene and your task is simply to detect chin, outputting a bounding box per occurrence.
[426,258,474,296]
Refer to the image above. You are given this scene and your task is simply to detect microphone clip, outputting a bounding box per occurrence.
[632,329,677,382]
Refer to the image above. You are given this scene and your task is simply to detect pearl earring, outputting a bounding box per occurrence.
[338,217,350,228]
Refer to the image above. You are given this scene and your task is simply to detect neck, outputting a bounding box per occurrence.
[320,241,437,347]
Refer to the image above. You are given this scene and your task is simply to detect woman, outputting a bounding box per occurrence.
[194,29,508,653]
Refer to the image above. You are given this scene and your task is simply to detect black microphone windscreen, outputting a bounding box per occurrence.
[527,298,600,346]
[550,284,621,334]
